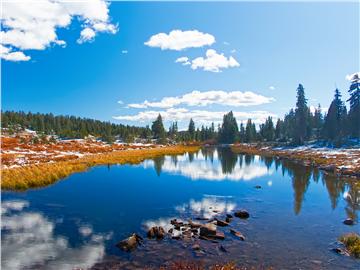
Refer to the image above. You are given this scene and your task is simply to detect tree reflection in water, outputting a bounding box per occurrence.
[150,147,359,219]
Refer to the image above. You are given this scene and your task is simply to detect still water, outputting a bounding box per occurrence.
[1,147,359,269]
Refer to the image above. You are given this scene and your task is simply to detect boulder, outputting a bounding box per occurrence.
[189,220,202,228]
[199,223,217,236]
[116,233,143,252]
[230,229,245,241]
[147,226,165,239]
[234,210,250,219]
[343,218,354,225]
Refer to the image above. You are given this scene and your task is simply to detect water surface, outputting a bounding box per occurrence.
[2,147,359,269]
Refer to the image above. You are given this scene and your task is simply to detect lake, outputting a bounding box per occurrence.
[1,147,359,269]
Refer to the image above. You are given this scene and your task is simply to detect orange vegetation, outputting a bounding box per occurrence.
[1,143,199,190]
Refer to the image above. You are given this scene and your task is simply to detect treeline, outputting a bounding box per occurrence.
[2,74,359,146]
[154,74,359,146]
[1,111,149,143]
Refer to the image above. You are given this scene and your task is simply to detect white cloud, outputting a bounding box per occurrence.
[175,56,190,65]
[0,45,30,61]
[309,105,328,114]
[0,0,117,61]
[78,28,96,44]
[127,90,275,109]
[269,86,275,90]
[230,49,236,54]
[144,29,215,51]
[113,107,276,125]
[178,49,240,72]
[121,50,128,54]
[346,72,359,82]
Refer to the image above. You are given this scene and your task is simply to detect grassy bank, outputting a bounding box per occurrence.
[231,143,360,179]
[1,145,199,190]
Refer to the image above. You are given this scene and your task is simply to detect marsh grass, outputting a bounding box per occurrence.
[1,145,199,190]
[339,233,360,258]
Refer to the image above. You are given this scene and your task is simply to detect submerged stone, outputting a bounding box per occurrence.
[234,210,250,219]
[116,233,143,252]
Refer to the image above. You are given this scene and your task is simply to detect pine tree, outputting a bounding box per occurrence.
[218,111,239,144]
[323,88,347,142]
[245,119,256,143]
[312,104,323,140]
[294,84,309,145]
[151,114,165,140]
[188,118,195,140]
[347,73,360,138]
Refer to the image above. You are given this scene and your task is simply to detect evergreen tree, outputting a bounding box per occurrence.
[294,84,309,144]
[312,104,323,140]
[245,119,256,143]
[347,73,360,138]
[151,114,165,140]
[188,118,196,140]
[218,111,239,144]
[239,122,245,142]
[323,88,347,142]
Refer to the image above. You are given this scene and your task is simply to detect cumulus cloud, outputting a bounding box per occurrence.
[113,108,276,125]
[126,90,275,109]
[144,29,215,51]
[346,72,359,82]
[178,49,240,72]
[0,0,117,61]
[269,86,276,90]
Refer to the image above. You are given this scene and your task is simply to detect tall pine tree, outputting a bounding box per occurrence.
[323,89,347,142]
[294,84,309,145]
[347,73,360,138]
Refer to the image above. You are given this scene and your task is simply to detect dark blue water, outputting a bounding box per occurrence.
[2,148,359,269]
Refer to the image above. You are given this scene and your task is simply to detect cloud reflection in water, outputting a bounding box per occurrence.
[1,200,108,270]
[143,149,273,181]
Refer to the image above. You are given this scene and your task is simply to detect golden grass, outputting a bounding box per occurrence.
[1,145,199,190]
[339,233,360,258]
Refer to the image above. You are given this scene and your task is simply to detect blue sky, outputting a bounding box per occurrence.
[2,1,359,129]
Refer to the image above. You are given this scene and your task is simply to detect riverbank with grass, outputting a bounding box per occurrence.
[231,143,360,179]
[1,144,199,190]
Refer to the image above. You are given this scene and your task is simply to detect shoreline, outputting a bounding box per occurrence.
[1,145,200,190]
[231,143,360,179]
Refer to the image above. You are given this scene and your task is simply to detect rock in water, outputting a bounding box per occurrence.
[343,218,354,225]
[215,219,229,227]
[254,185,262,189]
[147,226,165,239]
[116,233,143,252]
[189,220,202,228]
[234,210,250,219]
[199,223,217,236]
[192,243,201,251]
[230,229,245,241]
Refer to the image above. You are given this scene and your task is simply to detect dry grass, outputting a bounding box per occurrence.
[1,145,199,190]
[339,233,360,258]
[231,144,360,178]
